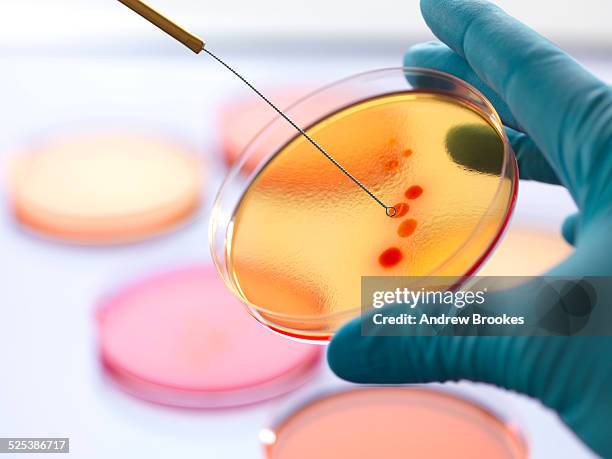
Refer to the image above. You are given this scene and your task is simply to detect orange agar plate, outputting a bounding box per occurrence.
[262,387,527,459]
[478,226,572,276]
[97,265,322,408]
[211,68,517,341]
[9,133,203,243]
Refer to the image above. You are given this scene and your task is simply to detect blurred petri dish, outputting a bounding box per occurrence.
[96,265,322,408]
[478,226,572,276]
[218,88,315,171]
[211,68,517,341]
[262,387,527,459]
[9,133,203,243]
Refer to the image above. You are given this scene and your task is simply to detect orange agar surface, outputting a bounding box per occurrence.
[227,91,515,339]
[263,388,527,459]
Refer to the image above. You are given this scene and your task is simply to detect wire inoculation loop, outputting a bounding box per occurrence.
[114,4,394,213]
[202,47,393,217]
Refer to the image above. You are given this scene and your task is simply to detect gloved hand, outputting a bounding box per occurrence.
[328,0,612,457]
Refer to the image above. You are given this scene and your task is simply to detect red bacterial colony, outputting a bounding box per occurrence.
[377,145,425,267]
[405,185,423,199]
[398,219,417,237]
[392,203,409,218]
[379,247,403,268]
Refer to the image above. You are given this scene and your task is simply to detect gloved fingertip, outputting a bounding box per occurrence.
[562,212,580,246]
[326,318,368,382]
[403,41,446,67]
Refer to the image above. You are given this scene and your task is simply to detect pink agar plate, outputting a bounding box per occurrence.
[97,265,322,408]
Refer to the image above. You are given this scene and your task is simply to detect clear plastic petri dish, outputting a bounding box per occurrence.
[210,68,518,341]
[261,387,527,459]
[217,87,315,171]
[8,132,204,244]
[96,265,322,408]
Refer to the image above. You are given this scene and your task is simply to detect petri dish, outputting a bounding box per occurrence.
[9,132,203,244]
[261,387,527,459]
[478,226,572,276]
[96,265,322,408]
[218,88,315,171]
[211,68,518,341]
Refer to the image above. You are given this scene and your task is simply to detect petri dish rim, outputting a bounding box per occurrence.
[9,131,205,245]
[260,385,528,458]
[210,67,518,323]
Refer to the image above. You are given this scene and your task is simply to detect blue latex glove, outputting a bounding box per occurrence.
[328,1,612,456]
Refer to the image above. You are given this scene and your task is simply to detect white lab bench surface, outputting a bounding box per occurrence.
[0,49,607,458]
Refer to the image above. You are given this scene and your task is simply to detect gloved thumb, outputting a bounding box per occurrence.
[328,321,528,386]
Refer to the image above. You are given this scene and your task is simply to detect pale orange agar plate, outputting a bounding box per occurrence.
[478,226,572,276]
[262,387,527,459]
[9,133,203,243]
